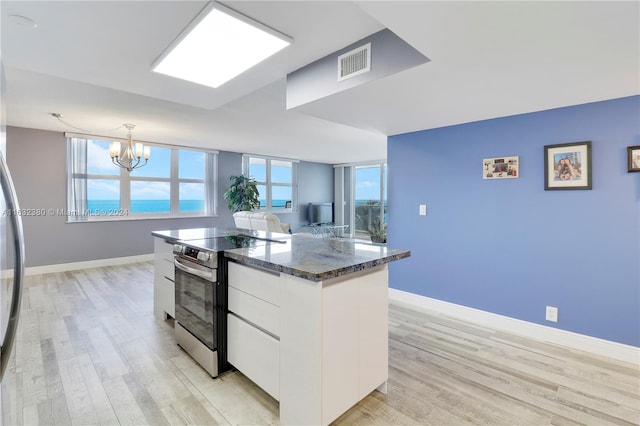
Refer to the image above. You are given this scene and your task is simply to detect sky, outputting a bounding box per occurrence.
[354,165,386,201]
[87,140,205,200]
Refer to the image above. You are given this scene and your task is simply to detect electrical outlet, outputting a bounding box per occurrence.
[545,306,558,323]
[419,204,427,216]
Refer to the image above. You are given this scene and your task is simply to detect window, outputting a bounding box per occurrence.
[243,155,297,211]
[354,163,387,234]
[333,161,387,239]
[67,135,217,221]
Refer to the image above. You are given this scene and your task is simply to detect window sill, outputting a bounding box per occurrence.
[66,213,216,223]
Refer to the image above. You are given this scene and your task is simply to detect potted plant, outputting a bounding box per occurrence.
[369,218,387,244]
[223,175,261,213]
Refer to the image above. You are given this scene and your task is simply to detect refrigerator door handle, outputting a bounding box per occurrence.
[0,152,25,380]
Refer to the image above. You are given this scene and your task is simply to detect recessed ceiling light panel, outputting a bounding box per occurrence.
[152,1,292,88]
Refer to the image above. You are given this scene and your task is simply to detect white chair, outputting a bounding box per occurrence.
[232,211,291,234]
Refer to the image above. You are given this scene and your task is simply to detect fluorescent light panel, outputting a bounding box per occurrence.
[153,2,291,88]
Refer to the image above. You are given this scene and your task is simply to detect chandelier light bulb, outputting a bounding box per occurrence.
[110,123,150,172]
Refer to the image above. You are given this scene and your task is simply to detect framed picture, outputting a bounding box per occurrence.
[544,141,592,190]
[627,146,640,172]
[483,156,519,179]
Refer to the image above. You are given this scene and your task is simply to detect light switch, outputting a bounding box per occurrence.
[419,204,427,216]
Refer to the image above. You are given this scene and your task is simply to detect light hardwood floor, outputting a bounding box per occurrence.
[4,262,639,425]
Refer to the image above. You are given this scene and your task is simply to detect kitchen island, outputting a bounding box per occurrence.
[152,228,410,425]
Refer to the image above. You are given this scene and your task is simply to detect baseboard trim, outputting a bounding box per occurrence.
[388,288,640,365]
[24,254,154,276]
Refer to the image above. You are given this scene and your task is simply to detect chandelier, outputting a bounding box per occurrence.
[109,124,150,172]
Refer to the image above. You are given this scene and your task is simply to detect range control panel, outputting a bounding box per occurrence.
[174,244,215,265]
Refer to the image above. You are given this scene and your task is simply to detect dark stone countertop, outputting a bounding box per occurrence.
[153,227,410,282]
[224,234,410,282]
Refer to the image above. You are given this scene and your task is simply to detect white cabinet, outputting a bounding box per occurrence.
[227,262,280,335]
[226,262,281,400]
[228,261,281,306]
[228,287,280,337]
[279,267,388,426]
[153,237,175,320]
[226,261,389,426]
[227,313,279,400]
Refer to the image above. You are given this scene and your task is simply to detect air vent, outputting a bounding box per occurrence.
[337,43,371,82]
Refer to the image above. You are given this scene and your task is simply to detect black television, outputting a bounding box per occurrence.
[308,202,333,225]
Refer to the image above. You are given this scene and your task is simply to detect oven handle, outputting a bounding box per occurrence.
[175,257,215,281]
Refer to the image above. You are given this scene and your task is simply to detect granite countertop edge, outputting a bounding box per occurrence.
[151,230,179,243]
[224,250,411,282]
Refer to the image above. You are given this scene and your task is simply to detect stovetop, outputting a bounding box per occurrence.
[179,235,268,252]
[174,234,281,268]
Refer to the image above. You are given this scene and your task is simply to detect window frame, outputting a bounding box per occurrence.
[242,154,298,212]
[67,133,218,222]
[352,162,387,234]
[333,160,387,238]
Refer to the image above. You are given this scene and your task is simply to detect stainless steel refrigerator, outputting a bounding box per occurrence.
[0,57,26,423]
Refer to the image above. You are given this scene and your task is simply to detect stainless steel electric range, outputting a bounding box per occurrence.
[172,234,266,377]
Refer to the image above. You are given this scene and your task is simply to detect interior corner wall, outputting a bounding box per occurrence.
[281,161,334,233]
[387,96,640,347]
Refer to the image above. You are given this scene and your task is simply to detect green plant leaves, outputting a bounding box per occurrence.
[223,175,261,213]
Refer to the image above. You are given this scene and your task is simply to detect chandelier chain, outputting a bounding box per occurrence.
[49,113,125,134]
[48,113,150,172]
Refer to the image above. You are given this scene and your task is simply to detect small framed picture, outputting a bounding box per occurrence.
[544,141,592,190]
[627,146,640,172]
[483,156,519,179]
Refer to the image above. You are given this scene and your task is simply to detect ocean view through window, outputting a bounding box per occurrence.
[67,135,217,220]
[86,199,204,213]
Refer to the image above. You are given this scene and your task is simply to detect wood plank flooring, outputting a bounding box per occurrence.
[4,262,639,425]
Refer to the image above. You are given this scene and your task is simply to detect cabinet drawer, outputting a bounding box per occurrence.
[228,262,280,306]
[154,275,175,318]
[228,287,279,337]
[227,313,279,401]
[155,257,175,281]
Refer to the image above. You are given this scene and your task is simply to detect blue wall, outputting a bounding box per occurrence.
[387,96,640,347]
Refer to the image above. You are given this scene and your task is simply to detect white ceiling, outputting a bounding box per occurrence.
[2,1,638,164]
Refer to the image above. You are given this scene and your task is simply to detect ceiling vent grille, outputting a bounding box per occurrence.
[337,43,371,82]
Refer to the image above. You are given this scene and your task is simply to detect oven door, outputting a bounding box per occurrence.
[174,256,217,351]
